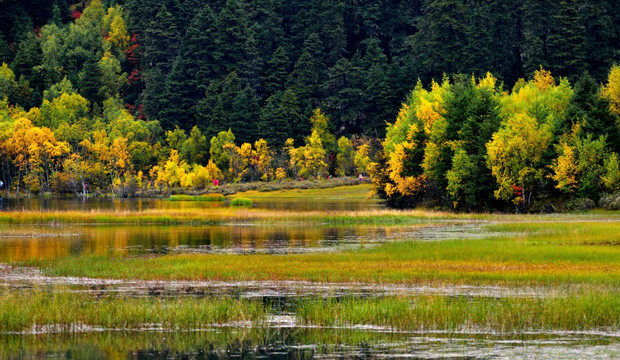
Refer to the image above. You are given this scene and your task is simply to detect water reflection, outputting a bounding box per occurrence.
[1,327,618,359]
[0,225,410,262]
[0,197,381,212]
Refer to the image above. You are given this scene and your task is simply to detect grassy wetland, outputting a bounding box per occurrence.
[1,184,620,358]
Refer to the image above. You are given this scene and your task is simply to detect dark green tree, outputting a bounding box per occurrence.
[229,86,260,144]
[159,4,217,130]
[214,0,249,76]
[259,89,302,146]
[141,5,181,120]
[567,72,620,153]
[263,46,290,97]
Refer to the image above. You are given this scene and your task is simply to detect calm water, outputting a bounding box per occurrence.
[0,224,439,262]
[0,196,382,212]
[1,328,618,359]
[1,199,618,359]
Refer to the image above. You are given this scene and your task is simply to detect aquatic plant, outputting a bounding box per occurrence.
[231,197,253,207]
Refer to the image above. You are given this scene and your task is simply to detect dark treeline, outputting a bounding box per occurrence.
[1,0,618,145]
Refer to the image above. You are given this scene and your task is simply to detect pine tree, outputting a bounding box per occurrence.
[567,72,620,153]
[229,86,260,144]
[521,0,552,75]
[259,90,303,147]
[196,72,243,140]
[159,4,217,130]
[410,0,469,81]
[78,59,102,106]
[263,46,290,96]
[141,5,181,120]
[581,0,619,80]
[214,0,249,76]
[547,0,587,79]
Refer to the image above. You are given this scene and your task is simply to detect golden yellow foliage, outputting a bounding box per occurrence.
[533,67,555,92]
[601,65,620,116]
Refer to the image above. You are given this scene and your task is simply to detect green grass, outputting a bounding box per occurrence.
[0,290,267,333]
[1,207,618,226]
[0,208,472,226]
[298,292,620,331]
[23,221,620,286]
[230,197,253,207]
[168,194,225,202]
[0,290,617,333]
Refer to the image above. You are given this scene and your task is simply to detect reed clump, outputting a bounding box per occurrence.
[231,197,253,207]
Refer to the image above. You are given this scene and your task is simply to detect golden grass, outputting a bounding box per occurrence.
[1,207,618,225]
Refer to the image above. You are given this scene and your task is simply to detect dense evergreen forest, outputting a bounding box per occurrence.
[0,0,619,211]
[1,0,619,139]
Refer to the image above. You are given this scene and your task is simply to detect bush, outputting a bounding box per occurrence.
[565,198,595,212]
[231,197,253,207]
[599,192,620,210]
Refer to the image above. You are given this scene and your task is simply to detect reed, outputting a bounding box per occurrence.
[297,292,620,331]
[0,289,268,333]
[0,290,617,334]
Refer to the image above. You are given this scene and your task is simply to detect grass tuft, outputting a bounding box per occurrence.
[230,197,253,207]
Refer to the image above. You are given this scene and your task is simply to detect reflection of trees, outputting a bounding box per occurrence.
[0,326,407,358]
[0,225,415,261]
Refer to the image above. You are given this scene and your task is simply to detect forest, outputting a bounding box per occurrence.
[0,0,619,211]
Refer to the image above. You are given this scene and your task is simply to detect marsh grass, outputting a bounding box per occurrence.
[0,208,472,226]
[0,290,617,334]
[0,289,267,333]
[30,222,620,286]
[1,208,617,226]
[230,197,253,207]
[168,194,225,202]
[297,292,620,331]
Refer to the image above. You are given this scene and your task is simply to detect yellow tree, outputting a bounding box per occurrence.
[290,130,328,179]
[601,153,620,192]
[550,141,579,195]
[103,5,130,51]
[253,139,273,181]
[601,65,620,116]
[39,92,89,129]
[6,118,69,193]
[486,113,552,207]
[354,144,371,175]
[336,136,355,176]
